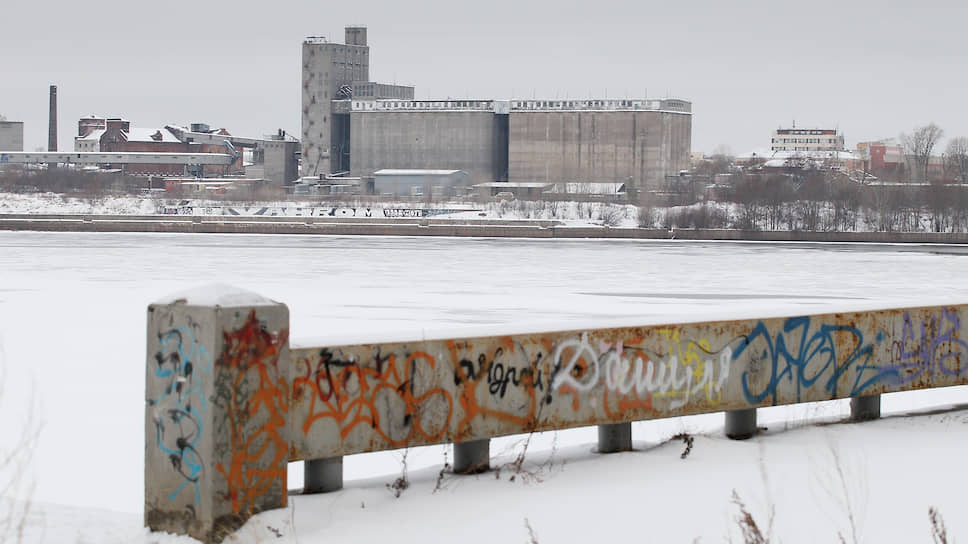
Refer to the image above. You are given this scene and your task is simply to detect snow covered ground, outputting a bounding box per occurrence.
[0,189,956,233]
[1,232,967,542]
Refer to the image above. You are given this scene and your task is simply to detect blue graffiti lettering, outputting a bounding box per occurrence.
[150,322,212,506]
[736,317,878,405]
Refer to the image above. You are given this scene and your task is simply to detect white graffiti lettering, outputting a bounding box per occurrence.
[552,332,731,408]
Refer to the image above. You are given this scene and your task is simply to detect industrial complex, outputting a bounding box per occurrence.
[4,25,694,197]
[302,27,693,193]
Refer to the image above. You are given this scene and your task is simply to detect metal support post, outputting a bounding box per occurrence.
[850,395,881,421]
[598,422,632,453]
[725,408,757,440]
[453,439,489,474]
[304,457,343,494]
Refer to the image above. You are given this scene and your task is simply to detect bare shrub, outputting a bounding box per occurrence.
[671,432,694,459]
[492,431,559,486]
[531,199,547,218]
[599,205,624,227]
[664,204,729,229]
[637,205,655,228]
[547,200,562,219]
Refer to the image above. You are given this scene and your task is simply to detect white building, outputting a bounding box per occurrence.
[770,127,844,153]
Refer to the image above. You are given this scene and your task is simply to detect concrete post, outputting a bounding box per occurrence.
[304,457,343,493]
[453,439,489,474]
[850,395,881,421]
[145,285,290,543]
[725,409,757,440]
[598,422,632,453]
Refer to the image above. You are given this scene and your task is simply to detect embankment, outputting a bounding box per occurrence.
[2,214,967,243]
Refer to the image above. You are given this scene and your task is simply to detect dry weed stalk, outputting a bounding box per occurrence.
[524,517,539,544]
[0,339,41,544]
[386,447,410,498]
[731,490,773,544]
[929,507,948,544]
[811,434,867,544]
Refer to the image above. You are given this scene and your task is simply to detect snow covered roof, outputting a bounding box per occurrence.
[76,129,105,141]
[473,182,553,188]
[547,182,626,194]
[739,149,860,161]
[374,169,463,176]
[735,148,775,159]
[125,128,181,143]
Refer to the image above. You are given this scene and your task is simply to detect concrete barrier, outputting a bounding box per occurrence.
[145,285,968,542]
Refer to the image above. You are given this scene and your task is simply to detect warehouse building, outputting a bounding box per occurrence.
[302,28,692,191]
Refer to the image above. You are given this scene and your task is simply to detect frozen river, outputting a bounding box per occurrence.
[0,232,967,514]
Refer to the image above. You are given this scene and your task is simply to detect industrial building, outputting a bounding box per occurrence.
[68,117,299,182]
[770,127,845,153]
[0,121,24,152]
[72,118,244,177]
[301,27,414,177]
[302,28,692,191]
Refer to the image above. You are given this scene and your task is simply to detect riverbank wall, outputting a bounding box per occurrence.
[2,214,968,243]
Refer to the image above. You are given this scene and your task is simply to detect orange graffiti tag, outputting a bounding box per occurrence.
[215,310,289,515]
[293,348,453,448]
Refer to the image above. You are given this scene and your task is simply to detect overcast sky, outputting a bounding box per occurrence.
[3,0,966,155]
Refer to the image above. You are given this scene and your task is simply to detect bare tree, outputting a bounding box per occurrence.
[902,123,944,182]
[795,172,827,231]
[829,176,861,232]
[762,175,794,231]
[945,136,968,183]
[733,174,764,230]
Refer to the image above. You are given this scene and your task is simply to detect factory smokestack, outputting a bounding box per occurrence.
[48,85,57,152]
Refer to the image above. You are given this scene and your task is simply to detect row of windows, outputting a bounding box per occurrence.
[777,130,835,136]
[771,146,841,152]
[511,99,664,111]
[352,100,490,110]
[306,44,368,56]
[772,138,840,144]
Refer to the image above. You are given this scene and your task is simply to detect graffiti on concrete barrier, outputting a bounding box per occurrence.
[736,316,879,406]
[886,309,968,385]
[159,205,476,217]
[148,318,211,508]
[292,328,734,453]
[213,310,289,516]
[287,306,968,459]
[383,209,423,218]
[551,330,732,412]
[448,338,552,437]
[293,347,453,447]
